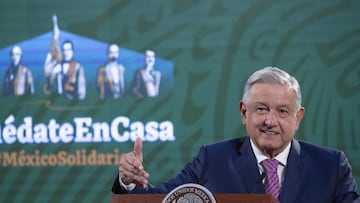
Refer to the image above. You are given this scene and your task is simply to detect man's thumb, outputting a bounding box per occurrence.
[133,137,143,162]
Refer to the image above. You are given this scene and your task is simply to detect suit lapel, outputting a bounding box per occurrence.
[233,137,265,194]
[280,139,307,202]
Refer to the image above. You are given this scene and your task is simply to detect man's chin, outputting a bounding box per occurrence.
[110,57,118,62]
[259,141,280,152]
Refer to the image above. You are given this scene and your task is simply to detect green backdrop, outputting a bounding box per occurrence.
[0,0,359,202]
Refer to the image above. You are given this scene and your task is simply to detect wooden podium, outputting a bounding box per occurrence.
[111,194,279,203]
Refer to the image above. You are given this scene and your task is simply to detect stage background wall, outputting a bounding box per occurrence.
[0,0,359,202]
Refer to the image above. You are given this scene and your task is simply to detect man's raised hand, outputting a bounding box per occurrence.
[119,137,149,188]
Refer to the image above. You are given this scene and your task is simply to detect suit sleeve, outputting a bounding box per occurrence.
[334,151,360,202]
[111,145,208,194]
[111,173,130,194]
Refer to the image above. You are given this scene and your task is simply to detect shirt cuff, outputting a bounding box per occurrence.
[119,175,136,191]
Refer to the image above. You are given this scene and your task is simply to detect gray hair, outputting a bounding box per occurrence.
[242,66,302,108]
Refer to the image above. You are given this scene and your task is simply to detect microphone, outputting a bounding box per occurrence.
[199,178,208,186]
[251,171,267,193]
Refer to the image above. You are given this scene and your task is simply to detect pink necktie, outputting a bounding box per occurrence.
[262,159,280,199]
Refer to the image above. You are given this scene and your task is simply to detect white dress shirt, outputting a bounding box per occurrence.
[250,139,291,187]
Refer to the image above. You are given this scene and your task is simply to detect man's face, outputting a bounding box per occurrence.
[10,46,22,66]
[108,44,119,62]
[62,42,73,62]
[239,83,304,157]
[145,50,155,67]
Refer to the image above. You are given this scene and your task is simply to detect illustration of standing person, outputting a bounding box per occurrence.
[3,45,35,96]
[130,50,161,98]
[97,44,125,99]
[44,14,86,100]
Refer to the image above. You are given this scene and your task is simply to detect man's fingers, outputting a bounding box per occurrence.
[121,152,143,170]
[120,162,149,186]
[122,157,142,172]
[118,138,147,187]
[120,166,148,180]
[133,137,143,163]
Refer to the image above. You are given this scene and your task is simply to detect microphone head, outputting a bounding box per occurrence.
[252,171,267,194]
[256,171,267,184]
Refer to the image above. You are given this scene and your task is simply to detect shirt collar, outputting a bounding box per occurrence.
[250,138,291,166]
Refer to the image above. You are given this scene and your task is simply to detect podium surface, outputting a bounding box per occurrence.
[111,194,279,203]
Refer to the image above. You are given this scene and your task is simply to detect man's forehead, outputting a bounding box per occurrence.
[109,44,119,52]
[145,50,155,57]
[62,43,73,50]
[251,82,293,93]
[252,101,292,108]
[12,46,22,55]
[248,83,296,103]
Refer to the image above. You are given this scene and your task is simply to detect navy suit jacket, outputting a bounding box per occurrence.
[112,136,359,203]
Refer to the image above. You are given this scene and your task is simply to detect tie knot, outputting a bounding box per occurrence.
[262,159,279,174]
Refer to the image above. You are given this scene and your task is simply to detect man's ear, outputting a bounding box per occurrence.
[239,101,246,123]
[295,107,305,130]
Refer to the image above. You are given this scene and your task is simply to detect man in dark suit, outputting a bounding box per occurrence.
[112,67,359,202]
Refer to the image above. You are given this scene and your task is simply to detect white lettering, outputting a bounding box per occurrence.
[59,123,74,143]
[3,119,17,144]
[33,123,49,143]
[145,121,159,142]
[0,114,175,144]
[17,117,33,144]
[74,117,92,142]
[92,122,111,142]
[130,121,144,141]
[159,121,175,141]
[48,119,60,143]
[111,116,130,142]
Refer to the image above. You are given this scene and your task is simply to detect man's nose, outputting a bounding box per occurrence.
[264,111,277,126]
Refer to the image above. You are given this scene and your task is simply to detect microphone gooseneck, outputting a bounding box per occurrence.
[251,171,267,193]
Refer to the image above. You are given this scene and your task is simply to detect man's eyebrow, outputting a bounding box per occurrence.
[253,102,267,106]
[278,104,291,108]
[252,102,292,109]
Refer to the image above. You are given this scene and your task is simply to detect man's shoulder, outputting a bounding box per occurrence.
[118,64,125,69]
[203,137,248,151]
[70,60,83,68]
[295,139,343,158]
[19,64,30,71]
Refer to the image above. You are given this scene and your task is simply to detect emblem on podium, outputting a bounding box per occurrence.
[162,183,216,203]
